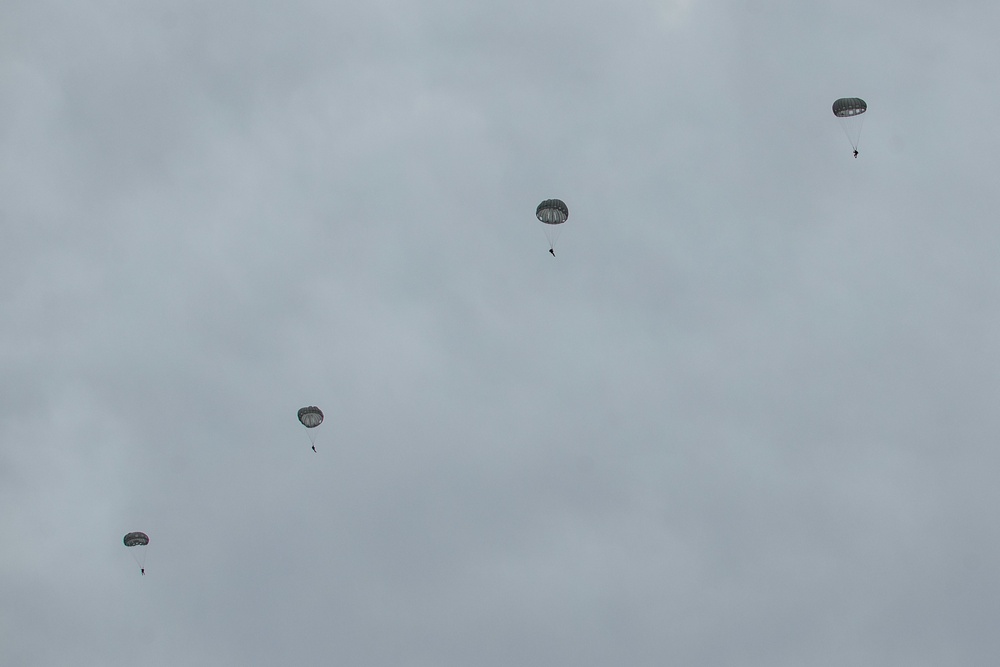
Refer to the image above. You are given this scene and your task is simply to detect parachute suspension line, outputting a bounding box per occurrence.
[839,114,865,150]
[127,543,147,568]
[544,225,563,252]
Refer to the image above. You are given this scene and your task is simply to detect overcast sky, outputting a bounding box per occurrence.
[4,0,1000,665]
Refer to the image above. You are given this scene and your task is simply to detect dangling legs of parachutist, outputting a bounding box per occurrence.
[549,248,555,257]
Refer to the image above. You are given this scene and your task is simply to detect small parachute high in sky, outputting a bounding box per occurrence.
[123,531,149,573]
[832,97,867,155]
[298,406,324,450]
[536,199,569,255]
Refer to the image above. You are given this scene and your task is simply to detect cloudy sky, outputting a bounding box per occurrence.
[3,0,1000,664]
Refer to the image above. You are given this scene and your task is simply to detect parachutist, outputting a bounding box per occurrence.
[537,199,568,257]
[298,406,324,451]
[833,98,866,158]
[124,532,149,574]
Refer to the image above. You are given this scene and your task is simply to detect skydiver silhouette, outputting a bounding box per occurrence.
[141,568,144,575]
[312,445,316,453]
[853,149,859,158]
[549,248,555,256]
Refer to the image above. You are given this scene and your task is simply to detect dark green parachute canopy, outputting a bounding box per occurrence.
[536,199,569,225]
[298,406,324,428]
[832,98,867,118]
[123,532,149,547]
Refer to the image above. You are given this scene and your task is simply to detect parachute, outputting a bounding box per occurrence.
[832,97,867,153]
[298,406,323,428]
[298,406,323,448]
[123,532,149,573]
[123,532,149,547]
[536,199,569,254]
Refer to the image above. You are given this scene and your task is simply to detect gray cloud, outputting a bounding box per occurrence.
[3,0,1000,665]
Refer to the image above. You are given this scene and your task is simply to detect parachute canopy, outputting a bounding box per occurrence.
[536,199,569,225]
[123,532,149,547]
[832,97,867,117]
[298,406,323,428]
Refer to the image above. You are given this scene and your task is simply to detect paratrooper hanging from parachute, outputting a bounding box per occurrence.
[298,406,324,452]
[832,97,867,158]
[536,199,569,256]
[123,531,149,575]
